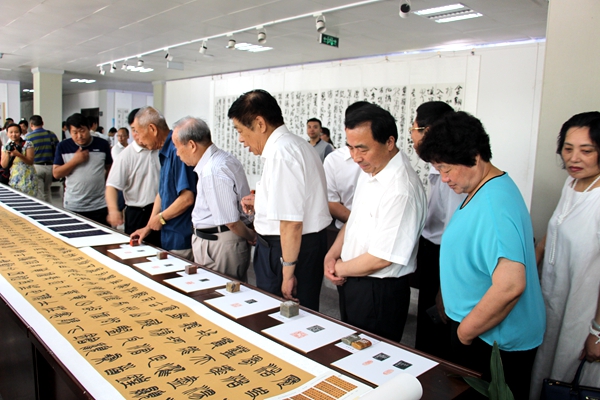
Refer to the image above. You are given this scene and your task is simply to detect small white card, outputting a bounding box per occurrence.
[107,244,158,259]
[163,270,229,293]
[262,314,355,353]
[133,255,189,275]
[205,288,281,319]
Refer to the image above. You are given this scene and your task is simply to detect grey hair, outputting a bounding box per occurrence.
[173,116,212,145]
[135,106,169,131]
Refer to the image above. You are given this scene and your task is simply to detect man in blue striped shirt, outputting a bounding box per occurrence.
[25,115,59,203]
[172,116,256,282]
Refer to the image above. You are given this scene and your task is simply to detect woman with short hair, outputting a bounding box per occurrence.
[418,111,545,397]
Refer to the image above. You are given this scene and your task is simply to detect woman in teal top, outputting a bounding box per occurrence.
[418,111,545,399]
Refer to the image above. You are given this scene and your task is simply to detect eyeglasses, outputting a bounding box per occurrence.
[408,127,425,134]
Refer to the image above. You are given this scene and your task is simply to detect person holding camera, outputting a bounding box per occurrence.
[0,123,39,196]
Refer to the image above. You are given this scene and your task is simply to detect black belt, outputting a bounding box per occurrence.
[127,203,155,212]
[34,162,53,165]
[192,225,230,241]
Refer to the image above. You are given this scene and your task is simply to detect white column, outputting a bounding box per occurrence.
[31,68,63,134]
[152,81,165,114]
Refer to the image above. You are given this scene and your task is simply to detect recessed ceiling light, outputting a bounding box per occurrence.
[414,3,483,23]
[435,12,482,23]
[234,42,273,53]
[414,3,466,16]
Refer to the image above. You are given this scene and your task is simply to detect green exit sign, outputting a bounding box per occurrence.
[319,33,339,48]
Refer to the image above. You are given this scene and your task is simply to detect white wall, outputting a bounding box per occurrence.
[63,89,153,130]
[63,91,100,119]
[164,78,212,127]
[164,42,545,206]
[0,80,21,123]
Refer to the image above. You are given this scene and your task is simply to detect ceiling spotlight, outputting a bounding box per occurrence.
[257,27,267,44]
[316,15,326,33]
[121,61,128,71]
[137,59,144,67]
[199,40,208,54]
[226,38,236,49]
[110,63,116,73]
[399,0,411,18]
[99,65,105,75]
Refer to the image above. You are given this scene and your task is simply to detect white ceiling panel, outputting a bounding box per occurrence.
[0,0,548,94]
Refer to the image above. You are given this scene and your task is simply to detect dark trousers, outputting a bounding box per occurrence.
[253,229,327,312]
[338,275,410,342]
[415,236,451,359]
[449,320,537,400]
[76,207,109,227]
[125,204,161,248]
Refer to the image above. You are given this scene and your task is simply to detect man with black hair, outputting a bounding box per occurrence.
[88,115,109,142]
[307,118,333,162]
[53,113,112,226]
[410,101,464,359]
[62,121,69,140]
[229,89,331,311]
[26,115,59,202]
[324,102,427,341]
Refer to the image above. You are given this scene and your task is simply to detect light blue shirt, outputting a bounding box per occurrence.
[440,173,545,351]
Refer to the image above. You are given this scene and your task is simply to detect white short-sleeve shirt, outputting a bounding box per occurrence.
[191,144,251,229]
[254,125,332,235]
[422,166,466,245]
[323,146,362,229]
[341,150,427,278]
[106,142,160,207]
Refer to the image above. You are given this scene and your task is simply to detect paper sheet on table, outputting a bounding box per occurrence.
[332,341,438,385]
[262,313,355,353]
[205,287,281,318]
[107,244,158,259]
[132,255,189,275]
[359,371,422,400]
[163,269,229,293]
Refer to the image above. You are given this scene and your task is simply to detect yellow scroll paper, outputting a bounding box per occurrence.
[0,207,313,399]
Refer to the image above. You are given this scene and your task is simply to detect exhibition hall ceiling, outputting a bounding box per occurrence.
[0,0,548,95]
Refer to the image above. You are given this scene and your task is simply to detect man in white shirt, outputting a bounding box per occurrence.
[89,116,110,142]
[111,127,129,159]
[307,118,333,162]
[171,116,256,281]
[229,89,332,311]
[410,101,465,358]
[323,103,368,229]
[324,102,427,341]
[106,109,162,247]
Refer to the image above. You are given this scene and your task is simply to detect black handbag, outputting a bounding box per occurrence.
[541,359,600,400]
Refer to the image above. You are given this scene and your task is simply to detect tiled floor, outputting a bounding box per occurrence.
[49,184,419,347]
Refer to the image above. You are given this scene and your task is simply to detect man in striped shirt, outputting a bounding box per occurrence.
[25,115,59,202]
[172,116,256,282]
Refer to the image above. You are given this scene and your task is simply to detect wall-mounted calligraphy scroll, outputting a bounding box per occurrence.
[213,84,464,190]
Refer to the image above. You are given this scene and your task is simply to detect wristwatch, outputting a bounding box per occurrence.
[280,257,297,267]
[158,212,167,225]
